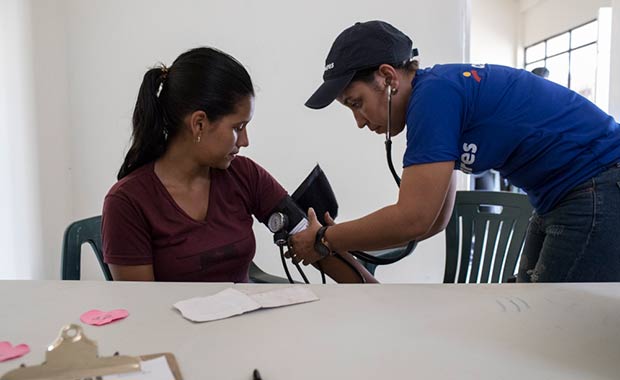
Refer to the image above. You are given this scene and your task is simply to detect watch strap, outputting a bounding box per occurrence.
[314,226,332,257]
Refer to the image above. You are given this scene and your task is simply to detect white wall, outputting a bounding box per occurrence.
[30,0,73,280]
[14,0,470,282]
[471,0,519,66]
[0,0,44,279]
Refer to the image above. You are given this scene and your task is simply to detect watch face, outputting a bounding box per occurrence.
[267,212,286,233]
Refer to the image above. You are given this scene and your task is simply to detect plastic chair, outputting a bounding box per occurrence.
[61,215,112,280]
[444,191,533,283]
[248,262,292,283]
[357,245,416,276]
[61,215,289,283]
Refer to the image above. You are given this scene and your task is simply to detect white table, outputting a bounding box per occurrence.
[1,281,619,379]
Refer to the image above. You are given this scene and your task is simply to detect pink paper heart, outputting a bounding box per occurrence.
[0,341,30,362]
[80,309,129,326]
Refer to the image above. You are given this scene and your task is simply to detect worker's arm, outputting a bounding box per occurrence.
[289,161,455,265]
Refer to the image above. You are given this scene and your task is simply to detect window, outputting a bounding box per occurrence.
[524,20,598,102]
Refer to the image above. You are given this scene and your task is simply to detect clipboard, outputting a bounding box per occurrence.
[0,324,182,380]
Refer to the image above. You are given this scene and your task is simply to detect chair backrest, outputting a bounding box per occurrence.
[61,215,112,281]
[357,245,415,276]
[444,191,533,284]
[249,262,294,283]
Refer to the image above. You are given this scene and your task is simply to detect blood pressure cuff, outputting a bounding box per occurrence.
[291,164,338,226]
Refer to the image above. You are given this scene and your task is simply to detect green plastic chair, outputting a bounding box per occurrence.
[357,245,416,276]
[61,216,112,280]
[444,191,533,283]
[248,263,292,284]
[61,215,288,283]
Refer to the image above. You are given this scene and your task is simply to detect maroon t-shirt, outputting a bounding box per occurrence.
[102,156,286,282]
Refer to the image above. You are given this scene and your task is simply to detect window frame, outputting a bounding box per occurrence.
[524,19,598,90]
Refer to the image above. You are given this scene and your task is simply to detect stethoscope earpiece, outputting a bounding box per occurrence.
[386,84,392,142]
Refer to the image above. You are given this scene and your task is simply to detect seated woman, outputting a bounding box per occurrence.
[102,46,375,283]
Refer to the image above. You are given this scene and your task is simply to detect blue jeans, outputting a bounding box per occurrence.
[517,163,620,282]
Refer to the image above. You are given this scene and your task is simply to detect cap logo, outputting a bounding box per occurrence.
[324,62,334,71]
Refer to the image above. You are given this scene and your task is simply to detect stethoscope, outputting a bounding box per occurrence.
[278,83,416,284]
[345,83,417,275]
[385,84,402,186]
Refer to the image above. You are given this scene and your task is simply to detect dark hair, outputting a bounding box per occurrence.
[117,47,254,180]
[531,67,549,78]
[351,59,419,85]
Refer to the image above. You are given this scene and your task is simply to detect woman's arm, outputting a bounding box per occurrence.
[109,264,155,281]
[312,212,378,283]
[285,211,378,283]
[312,253,378,283]
[289,161,455,265]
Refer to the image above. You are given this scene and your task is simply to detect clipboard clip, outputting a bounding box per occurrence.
[1,324,141,380]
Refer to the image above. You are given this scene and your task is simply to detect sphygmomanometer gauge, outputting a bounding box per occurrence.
[267,212,288,233]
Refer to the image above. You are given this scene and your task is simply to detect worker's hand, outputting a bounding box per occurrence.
[324,211,336,226]
[287,208,324,266]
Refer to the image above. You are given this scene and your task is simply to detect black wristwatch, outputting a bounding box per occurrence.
[314,226,333,258]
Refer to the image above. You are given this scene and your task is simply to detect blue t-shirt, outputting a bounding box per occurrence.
[404,63,620,213]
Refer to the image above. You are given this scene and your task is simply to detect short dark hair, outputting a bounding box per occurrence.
[118,47,254,180]
[351,59,419,84]
[531,67,549,78]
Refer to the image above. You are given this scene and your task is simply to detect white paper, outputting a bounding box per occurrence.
[173,287,319,322]
[173,288,261,322]
[103,356,175,380]
[250,286,319,308]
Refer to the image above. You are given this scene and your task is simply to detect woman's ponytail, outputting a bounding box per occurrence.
[117,67,169,180]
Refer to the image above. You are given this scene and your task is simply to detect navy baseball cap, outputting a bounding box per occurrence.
[305,20,418,110]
